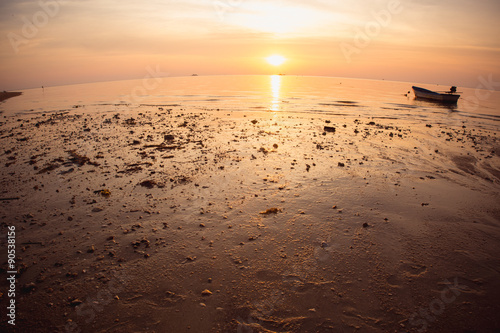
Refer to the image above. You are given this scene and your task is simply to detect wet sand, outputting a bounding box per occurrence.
[0,106,499,332]
[0,92,22,103]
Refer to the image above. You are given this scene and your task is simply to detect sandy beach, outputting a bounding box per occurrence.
[0,105,499,332]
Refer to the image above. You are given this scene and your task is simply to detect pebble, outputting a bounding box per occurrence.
[201,289,212,296]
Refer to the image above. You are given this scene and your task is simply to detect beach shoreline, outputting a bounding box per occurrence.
[0,105,499,332]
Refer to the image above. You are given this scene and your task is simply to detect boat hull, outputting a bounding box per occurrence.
[412,86,460,103]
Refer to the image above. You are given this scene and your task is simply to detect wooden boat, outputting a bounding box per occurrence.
[412,86,460,103]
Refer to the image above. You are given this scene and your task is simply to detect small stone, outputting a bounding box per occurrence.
[201,289,212,296]
[363,223,369,228]
[260,207,281,215]
[70,299,83,307]
[21,283,36,293]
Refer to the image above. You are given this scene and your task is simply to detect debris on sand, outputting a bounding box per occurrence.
[139,180,158,189]
[260,207,282,215]
[94,189,111,197]
[67,150,99,167]
[164,134,175,141]
[124,118,137,125]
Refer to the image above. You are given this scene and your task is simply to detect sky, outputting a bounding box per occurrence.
[1,0,499,90]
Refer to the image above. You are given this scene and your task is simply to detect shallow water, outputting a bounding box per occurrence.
[2,75,499,127]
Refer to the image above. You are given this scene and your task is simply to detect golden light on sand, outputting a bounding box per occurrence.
[266,55,286,66]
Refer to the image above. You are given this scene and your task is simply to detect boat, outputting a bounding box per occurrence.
[412,86,460,103]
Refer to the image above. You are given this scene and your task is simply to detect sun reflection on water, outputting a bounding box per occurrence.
[270,75,281,111]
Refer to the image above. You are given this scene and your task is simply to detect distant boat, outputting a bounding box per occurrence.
[412,86,460,104]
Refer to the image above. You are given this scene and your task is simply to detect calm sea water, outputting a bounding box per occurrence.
[2,75,499,127]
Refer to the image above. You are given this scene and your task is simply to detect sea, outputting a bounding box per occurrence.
[2,75,499,129]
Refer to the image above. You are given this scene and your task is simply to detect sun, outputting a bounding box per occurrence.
[266,55,286,66]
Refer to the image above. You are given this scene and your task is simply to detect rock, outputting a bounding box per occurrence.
[201,289,212,296]
[21,283,36,294]
[139,180,157,188]
[324,126,336,133]
[260,207,281,215]
[362,222,369,228]
[338,162,345,167]
[70,299,83,307]
[164,134,175,141]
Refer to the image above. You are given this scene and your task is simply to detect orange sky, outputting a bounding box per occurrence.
[1,0,499,90]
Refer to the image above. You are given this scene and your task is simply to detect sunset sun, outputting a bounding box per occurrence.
[266,55,286,66]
